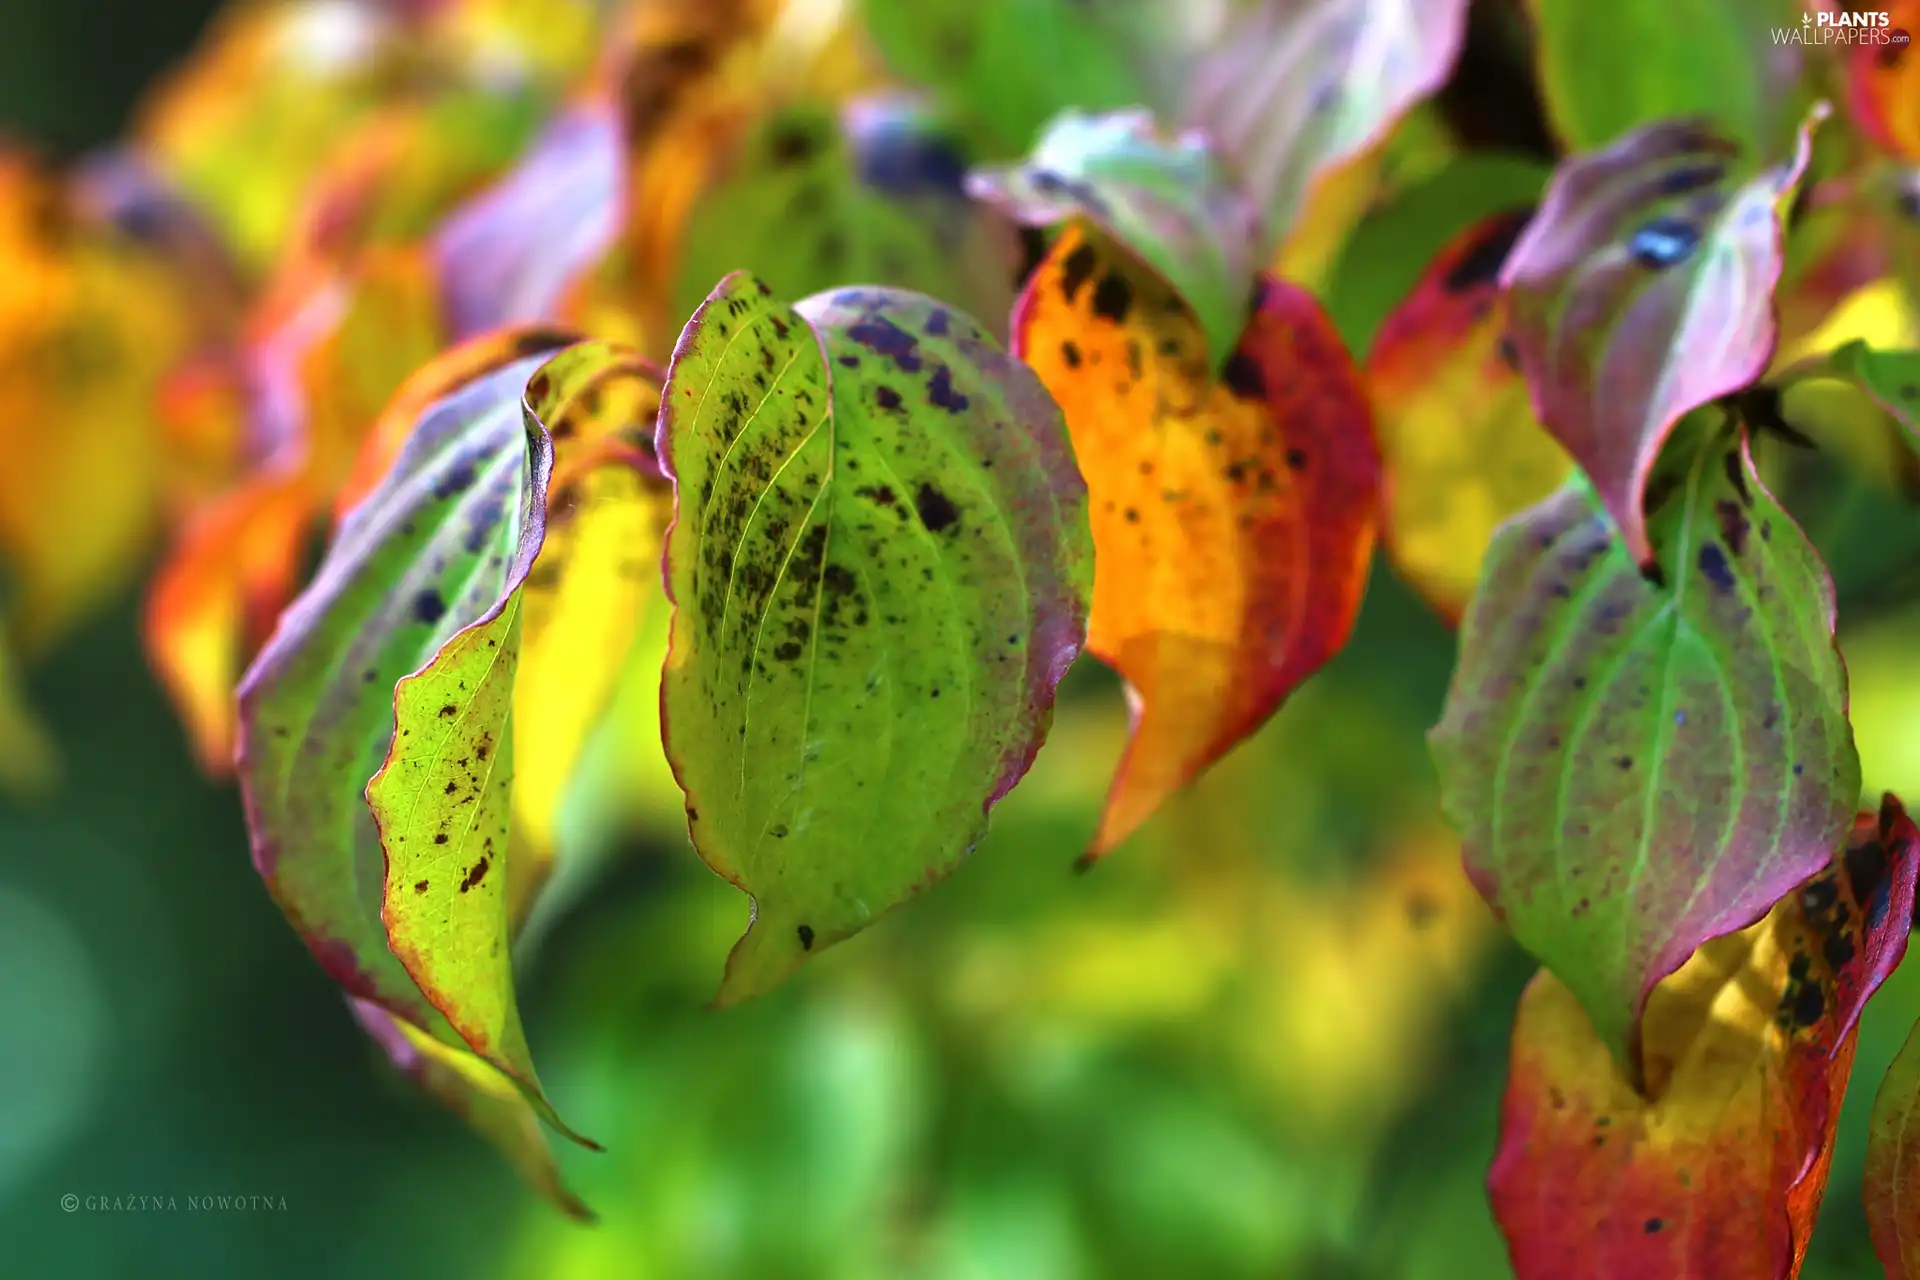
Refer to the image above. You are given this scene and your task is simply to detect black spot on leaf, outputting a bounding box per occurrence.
[1092,272,1133,323]
[915,483,959,532]
[1061,243,1099,301]
[1222,351,1266,400]
[413,590,446,624]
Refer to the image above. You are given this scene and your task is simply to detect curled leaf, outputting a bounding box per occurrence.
[1012,224,1379,861]
[1179,0,1471,253]
[656,274,1092,1003]
[1431,420,1860,1078]
[1493,797,1919,1278]
[236,331,594,1145]
[1500,109,1823,563]
[1366,209,1574,621]
[968,107,1259,371]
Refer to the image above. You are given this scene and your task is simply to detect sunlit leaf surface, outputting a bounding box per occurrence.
[970,108,1259,372]
[1013,224,1379,860]
[1366,209,1573,621]
[1494,798,1919,1278]
[1432,421,1860,1076]
[1179,0,1471,253]
[657,274,1092,1002]
[1500,110,1821,563]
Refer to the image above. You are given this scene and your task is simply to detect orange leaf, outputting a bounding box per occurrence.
[1012,224,1379,861]
[1491,796,1920,1279]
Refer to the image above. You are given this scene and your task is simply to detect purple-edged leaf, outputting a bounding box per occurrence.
[1499,108,1824,564]
[656,275,1093,1004]
[1179,0,1471,253]
[1430,419,1859,1080]
[967,107,1260,370]
[236,334,596,1143]
[432,95,624,340]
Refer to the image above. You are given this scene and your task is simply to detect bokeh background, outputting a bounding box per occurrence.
[2,2,1919,1277]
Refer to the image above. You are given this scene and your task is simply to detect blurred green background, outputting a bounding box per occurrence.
[2,3,1918,1278]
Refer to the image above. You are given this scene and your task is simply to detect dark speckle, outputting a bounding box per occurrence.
[1222,351,1266,400]
[1644,1218,1665,1235]
[458,857,491,893]
[846,317,923,372]
[1061,340,1082,368]
[928,365,970,413]
[797,923,815,950]
[915,483,959,532]
[1061,243,1099,301]
[1698,542,1735,591]
[413,590,446,625]
[875,385,903,411]
[1092,272,1133,324]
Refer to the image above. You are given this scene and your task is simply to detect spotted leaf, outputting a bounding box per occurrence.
[1179,0,1471,254]
[656,274,1092,1004]
[968,107,1260,371]
[236,332,606,1165]
[1012,224,1379,861]
[1500,109,1823,564]
[1430,419,1860,1079]
[1493,798,1918,1278]
[1366,209,1574,621]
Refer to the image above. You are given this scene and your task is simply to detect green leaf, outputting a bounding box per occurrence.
[1525,0,1805,152]
[1501,108,1824,565]
[656,275,1093,1004]
[1178,0,1472,253]
[673,100,1009,347]
[1430,418,1860,1080]
[236,331,605,1163]
[857,0,1164,157]
[1829,339,1920,448]
[968,108,1260,371]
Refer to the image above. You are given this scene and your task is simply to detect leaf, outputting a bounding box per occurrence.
[350,998,592,1222]
[1829,339,1920,448]
[1844,4,1920,160]
[1525,0,1803,153]
[1366,209,1575,621]
[1011,224,1380,861]
[431,94,625,341]
[672,100,1009,347]
[1492,797,1919,1278]
[1430,419,1860,1078]
[968,108,1261,371]
[235,330,591,1137]
[857,0,1162,157]
[1178,0,1472,254]
[1500,109,1823,565]
[656,274,1092,1003]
